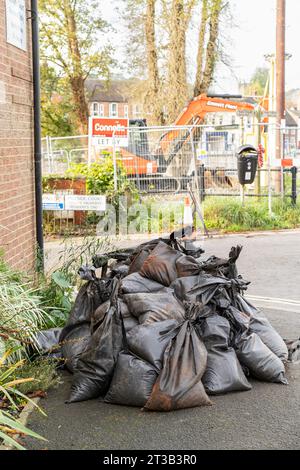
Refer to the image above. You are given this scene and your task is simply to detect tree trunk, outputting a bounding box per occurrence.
[167,0,189,122]
[199,0,222,94]
[63,0,89,134]
[144,0,164,125]
[194,0,209,97]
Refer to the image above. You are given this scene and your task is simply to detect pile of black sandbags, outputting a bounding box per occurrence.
[50,229,289,411]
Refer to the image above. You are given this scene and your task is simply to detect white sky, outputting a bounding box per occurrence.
[102,0,300,93]
[219,0,300,92]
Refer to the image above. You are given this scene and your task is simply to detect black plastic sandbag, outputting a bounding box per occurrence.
[121,272,168,294]
[119,299,139,333]
[61,322,91,373]
[123,291,185,325]
[140,241,182,286]
[171,274,231,305]
[201,246,243,279]
[63,276,113,327]
[91,300,110,333]
[104,352,158,407]
[199,316,252,395]
[34,328,62,358]
[175,255,202,278]
[249,314,288,362]
[109,263,129,278]
[145,303,212,411]
[67,280,124,403]
[235,332,288,384]
[126,320,178,370]
[128,249,152,275]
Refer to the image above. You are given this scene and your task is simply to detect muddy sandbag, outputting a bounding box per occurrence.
[145,303,212,411]
[223,306,251,332]
[140,241,182,286]
[236,294,259,317]
[199,316,251,395]
[235,332,287,384]
[91,300,110,333]
[110,263,129,278]
[119,299,139,333]
[64,277,113,327]
[126,320,178,370]
[35,328,62,357]
[104,352,158,407]
[121,272,167,294]
[123,291,185,325]
[249,315,288,362]
[202,246,243,279]
[128,249,152,275]
[175,255,202,278]
[61,322,91,373]
[171,274,231,305]
[67,280,124,403]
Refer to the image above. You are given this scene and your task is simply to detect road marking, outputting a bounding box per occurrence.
[247,295,300,313]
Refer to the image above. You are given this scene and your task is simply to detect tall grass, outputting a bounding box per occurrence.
[202,197,300,232]
[0,259,50,362]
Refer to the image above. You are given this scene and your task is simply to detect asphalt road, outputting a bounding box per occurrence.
[24,230,300,450]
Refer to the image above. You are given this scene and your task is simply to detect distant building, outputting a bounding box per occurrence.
[85,79,145,120]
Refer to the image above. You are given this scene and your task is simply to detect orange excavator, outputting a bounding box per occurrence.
[117,94,256,191]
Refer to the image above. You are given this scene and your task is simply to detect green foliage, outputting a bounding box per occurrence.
[39,0,113,134]
[13,358,60,396]
[40,63,75,137]
[0,410,46,450]
[38,236,113,326]
[244,67,269,96]
[0,350,47,449]
[0,258,50,362]
[66,156,139,205]
[203,197,300,232]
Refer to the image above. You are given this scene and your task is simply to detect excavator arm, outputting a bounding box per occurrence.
[158,94,255,164]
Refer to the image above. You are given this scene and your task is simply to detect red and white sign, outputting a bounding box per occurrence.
[91,117,129,139]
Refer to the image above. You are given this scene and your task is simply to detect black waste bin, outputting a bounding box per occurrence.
[237,145,258,185]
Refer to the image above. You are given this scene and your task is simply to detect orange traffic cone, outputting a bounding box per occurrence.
[183,196,193,226]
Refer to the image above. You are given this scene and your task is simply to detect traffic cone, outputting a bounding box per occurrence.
[183,196,193,227]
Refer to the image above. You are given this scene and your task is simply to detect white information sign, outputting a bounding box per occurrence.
[42,194,65,211]
[6,0,27,51]
[65,195,106,212]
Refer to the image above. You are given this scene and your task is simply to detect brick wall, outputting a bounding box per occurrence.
[0,0,36,271]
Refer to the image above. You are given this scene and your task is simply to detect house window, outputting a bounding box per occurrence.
[92,102,99,116]
[99,104,104,117]
[109,103,118,117]
[134,104,140,116]
[124,105,129,118]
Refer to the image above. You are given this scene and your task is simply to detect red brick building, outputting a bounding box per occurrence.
[86,78,144,120]
[0,0,36,270]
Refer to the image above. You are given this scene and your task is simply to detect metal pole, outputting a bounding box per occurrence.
[87,117,92,167]
[275,0,286,192]
[268,143,272,216]
[113,131,118,192]
[291,166,297,206]
[31,0,44,271]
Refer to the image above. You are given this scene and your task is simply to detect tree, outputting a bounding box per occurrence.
[164,0,196,121]
[144,0,165,124]
[194,0,208,96]
[247,67,269,96]
[39,0,112,135]
[197,0,223,95]
[40,63,75,137]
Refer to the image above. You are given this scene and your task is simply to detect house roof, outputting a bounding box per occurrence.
[85,79,129,103]
[286,109,300,127]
